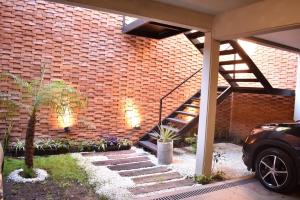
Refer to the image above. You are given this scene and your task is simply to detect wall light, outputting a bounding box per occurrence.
[57,106,74,132]
[124,98,141,129]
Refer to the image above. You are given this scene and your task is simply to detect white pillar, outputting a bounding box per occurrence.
[294,55,300,121]
[195,32,220,176]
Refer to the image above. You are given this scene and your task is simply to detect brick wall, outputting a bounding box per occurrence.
[0,0,298,143]
[230,93,295,140]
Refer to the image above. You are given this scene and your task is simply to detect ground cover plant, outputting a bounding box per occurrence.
[3,154,109,200]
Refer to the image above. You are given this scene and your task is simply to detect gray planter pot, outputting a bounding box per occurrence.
[157,140,173,165]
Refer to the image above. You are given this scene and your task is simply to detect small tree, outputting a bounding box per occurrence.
[1,65,86,176]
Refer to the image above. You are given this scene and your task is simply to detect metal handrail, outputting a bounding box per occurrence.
[158,68,202,124]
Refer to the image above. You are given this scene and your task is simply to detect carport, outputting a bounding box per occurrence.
[53,0,300,176]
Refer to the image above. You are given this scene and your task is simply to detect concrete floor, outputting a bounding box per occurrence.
[144,177,300,200]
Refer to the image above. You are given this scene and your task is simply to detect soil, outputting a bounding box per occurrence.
[3,178,100,200]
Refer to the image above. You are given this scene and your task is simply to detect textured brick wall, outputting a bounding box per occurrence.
[0,0,298,143]
[0,0,203,141]
[230,93,295,140]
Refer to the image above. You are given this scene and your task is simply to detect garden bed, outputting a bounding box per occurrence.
[3,154,108,200]
[6,137,132,157]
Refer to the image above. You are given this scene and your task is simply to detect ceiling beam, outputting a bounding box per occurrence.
[245,37,300,54]
[213,0,300,40]
[49,0,213,31]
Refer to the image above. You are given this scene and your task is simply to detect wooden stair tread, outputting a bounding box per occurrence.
[185,31,204,39]
[175,111,197,117]
[227,78,258,82]
[166,117,188,124]
[220,49,236,55]
[220,69,252,74]
[195,43,204,49]
[184,104,199,108]
[139,140,157,152]
[219,60,245,65]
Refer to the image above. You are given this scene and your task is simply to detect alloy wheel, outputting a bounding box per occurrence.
[258,155,288,189]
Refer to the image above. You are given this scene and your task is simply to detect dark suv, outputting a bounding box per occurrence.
[243,122,300,193]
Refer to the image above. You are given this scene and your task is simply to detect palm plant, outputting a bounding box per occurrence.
[154,125,180,143]
[0,65,86,176]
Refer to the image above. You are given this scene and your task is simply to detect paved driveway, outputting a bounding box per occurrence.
[144,177,300,200]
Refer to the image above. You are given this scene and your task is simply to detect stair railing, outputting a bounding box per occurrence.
[159,68,202,124]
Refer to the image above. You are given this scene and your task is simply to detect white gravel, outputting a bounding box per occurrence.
[71,152,135,200]
[7,168,48,183]
[171,143,253,178]
[73,143,252,200]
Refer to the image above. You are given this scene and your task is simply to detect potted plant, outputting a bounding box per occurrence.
[154,125,180,165]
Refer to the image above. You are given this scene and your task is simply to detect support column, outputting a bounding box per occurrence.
[195,32,220,176]
[294,55,300,121]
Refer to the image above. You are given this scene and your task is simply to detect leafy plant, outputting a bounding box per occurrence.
[153,125,180,143]
[1,65,86,177]
[194,171,226,185]
[0,92,20,152]
[14,139,25,154]
[185,134,197,153]
[95,139,107,151]
[117,138,133,149]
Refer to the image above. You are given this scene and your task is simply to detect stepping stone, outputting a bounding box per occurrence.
[132,172,182,184]
[108,161,155,171]
[106,153,148,159]
[92,156,149,166]
[81,149,135,157]
[119,166,171,177]
[129,179,194,195]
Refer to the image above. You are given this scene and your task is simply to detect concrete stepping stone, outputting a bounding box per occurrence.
[129,179,194,195]
[106,153,148,159]
[108,161,155,171]
[119,166,171,177]
[81,149,136,157]
[92,156,149,166]
[132,172,182,184]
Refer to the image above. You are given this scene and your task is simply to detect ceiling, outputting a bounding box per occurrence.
[255,29,300,51]
[153,0,261,15]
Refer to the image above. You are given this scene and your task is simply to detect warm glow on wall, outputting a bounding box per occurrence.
[58,106,74,128]
[124,98,141,129]
[238,40,257,56]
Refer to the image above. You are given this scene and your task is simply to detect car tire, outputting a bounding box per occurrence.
[255,148,297,193]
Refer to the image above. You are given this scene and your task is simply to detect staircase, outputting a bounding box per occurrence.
[138,31,274,154]
[121,18,286,154]
[139,86,232,153]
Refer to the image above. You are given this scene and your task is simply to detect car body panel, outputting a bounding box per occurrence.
[243,122,300,184]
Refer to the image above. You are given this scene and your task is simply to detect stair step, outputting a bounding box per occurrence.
[184,104,199,108]
[92,156,149,166]
[220,69,252,74]
[220,49,236,55]
[185,31,204,39]
[219,60,245,65]
[227,78,258,82]
[148,132,158,139]
[81,149,135,157]
[161,125,180,133]
[166,117,188,124]
[139,140,157,152]
[129,179,194,195]
[119,166,171,177]
[175,111,197,117]
[108,161,155,171]
[190,97,200,101]
[132,172,182,184]
[195,43,204,49]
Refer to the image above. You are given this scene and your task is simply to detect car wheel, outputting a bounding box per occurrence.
[255,148,297,193]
